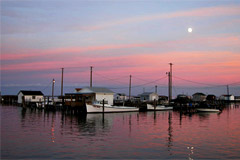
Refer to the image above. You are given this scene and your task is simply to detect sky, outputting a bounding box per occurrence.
[1,0,240,96]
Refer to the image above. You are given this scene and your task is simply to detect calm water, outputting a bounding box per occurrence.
[1,104,240,159]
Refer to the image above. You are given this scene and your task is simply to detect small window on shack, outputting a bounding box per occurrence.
[32,96,36,99]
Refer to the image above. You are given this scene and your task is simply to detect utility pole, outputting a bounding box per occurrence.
[129,75,132,101]
[167,72,170,102]
[155,85,157,94]
[61,68,64,97]
[90,66,93,88]
[52,79,55,103]
[61,68,64,106]
[227,85,229,95]
[227,85,230,101]
[169,63,173,103]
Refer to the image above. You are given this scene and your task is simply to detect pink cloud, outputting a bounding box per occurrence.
[2,50,240,85]
[2,34,240,85]
[2,34,239,63]
[1,43,150,61]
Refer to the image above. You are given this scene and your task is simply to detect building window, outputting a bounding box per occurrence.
[32,96,36,99]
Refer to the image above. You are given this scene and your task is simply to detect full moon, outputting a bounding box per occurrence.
[188,27,193,33]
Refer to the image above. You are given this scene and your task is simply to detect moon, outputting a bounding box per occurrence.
[188,27,193,33]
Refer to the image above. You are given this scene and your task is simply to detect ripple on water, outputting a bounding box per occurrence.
[1,105,240,159]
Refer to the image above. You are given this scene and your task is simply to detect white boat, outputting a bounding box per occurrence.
[196,108,220,112]
[86,103,139,113]
[147,104,173,111]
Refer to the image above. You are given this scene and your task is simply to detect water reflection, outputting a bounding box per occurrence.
[167,112,173,154]
[2,104,238,159]
[51,113,55,143]
[21,108,26,125]
[187,146,194,160]
[179,111,182,126]
[129,114,132,134]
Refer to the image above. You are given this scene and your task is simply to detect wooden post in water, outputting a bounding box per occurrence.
[102,99,105,124]
[153,99,156,111]
[47,97,49,107]
[22,96,26,108]
[102,99,105,113]
[44,96,46,108]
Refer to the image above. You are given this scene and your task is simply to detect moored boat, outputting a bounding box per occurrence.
[147,104,173,111]
[86,103,139,113]
[196,108,220,112]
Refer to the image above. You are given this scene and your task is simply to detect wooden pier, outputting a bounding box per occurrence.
[4,94,239,115]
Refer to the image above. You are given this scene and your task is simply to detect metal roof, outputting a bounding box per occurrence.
[18,90,44,95]
[192,92,206,96]
[85,87,114,93]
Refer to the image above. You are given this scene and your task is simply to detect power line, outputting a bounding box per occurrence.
[132,76,155,82]
[228,81,240,86]
[41,81,53,91]
[94,71,129,80]
[173,76,217,86]
[109,75,167,89]
[173,76,240,88]
[94,72,129,85]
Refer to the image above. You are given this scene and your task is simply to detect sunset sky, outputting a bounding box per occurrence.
[1,0,240,96]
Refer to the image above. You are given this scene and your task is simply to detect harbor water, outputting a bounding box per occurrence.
[1,104,240,159]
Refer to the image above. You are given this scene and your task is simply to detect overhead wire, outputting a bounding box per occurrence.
[173,75,240,88]
[41,81,53,91]
[173,76,218,86]
[16,65,239,93]
[108,75,167,89]
[93,71,130,85]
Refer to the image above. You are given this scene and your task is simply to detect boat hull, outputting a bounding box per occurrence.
[86,104,139,113]
[147,104,173,111]
[196,108,220,112]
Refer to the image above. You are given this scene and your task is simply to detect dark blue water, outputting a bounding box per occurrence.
[1,104,240,159]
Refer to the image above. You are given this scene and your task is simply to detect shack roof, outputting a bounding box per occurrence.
[193,92,206,96]
[18,90,44,96]
[76,87,114,94]
[116,93,126,96]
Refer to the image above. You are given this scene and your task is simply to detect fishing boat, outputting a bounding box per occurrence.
[196,108,220,112]
[147,104,173,111]
[86,103,139,113]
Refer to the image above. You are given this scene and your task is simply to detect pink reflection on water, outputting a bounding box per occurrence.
[108,106,240,159]
[1,104,240,159]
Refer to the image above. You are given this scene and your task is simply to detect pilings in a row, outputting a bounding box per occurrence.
[31,104,87,115]
[22,102,87,115]
[19,98,239,115]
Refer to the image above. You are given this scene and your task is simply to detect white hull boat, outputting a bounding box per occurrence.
[196,108,220,112]
[86,103,139,113]
[147,104,173,111]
